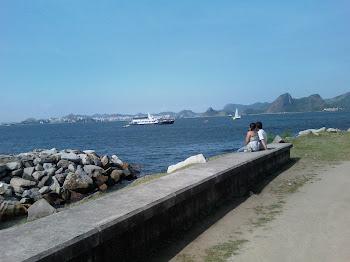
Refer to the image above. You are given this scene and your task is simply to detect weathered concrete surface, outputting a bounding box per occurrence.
[0,143,292,262]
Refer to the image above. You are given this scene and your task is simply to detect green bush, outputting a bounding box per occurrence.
[281,130,292,139]
[267,132,275,144]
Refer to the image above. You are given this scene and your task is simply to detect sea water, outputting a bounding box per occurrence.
[0,111,349,176]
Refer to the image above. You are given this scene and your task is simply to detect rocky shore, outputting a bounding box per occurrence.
[0,149,139,222]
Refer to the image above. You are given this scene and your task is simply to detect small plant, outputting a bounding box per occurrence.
[267,131,275,144]
[204,239,249,262]
[281,129,292,139]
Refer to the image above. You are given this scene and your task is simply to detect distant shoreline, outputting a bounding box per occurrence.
[1,109,347,127]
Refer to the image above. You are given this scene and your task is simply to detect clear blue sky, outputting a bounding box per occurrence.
[1,1,349,122]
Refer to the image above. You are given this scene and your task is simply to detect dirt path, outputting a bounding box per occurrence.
[145,159,350,262]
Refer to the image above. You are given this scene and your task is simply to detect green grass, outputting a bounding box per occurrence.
[281,130,292,139]
[204,239,249,262]
[286,131,350,163]
[176,254,195,262]
[124,172,168,189]
[251,203,283,227]
[207,152,234,161]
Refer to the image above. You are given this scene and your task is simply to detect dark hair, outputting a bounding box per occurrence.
[256,121,262,129]
[249,123,256,130]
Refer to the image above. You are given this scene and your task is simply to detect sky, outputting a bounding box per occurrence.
[1,1,349,122]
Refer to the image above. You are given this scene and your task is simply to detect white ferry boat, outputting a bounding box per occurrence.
[130,113,159,125]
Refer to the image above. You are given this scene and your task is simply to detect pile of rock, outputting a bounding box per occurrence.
[0,148,139,221]
[298,127,345,136]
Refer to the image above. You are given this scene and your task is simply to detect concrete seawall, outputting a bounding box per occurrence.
[0,143,292,262]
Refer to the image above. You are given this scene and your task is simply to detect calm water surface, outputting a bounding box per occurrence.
[0,111,349,176]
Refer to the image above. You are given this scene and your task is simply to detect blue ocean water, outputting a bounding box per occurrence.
[0,111,349,176]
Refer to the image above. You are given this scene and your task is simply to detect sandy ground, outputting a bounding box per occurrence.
[145,159,350,262]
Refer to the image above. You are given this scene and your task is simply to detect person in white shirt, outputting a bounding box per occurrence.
[256,121,269,151]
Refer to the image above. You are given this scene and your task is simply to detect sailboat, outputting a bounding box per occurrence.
[232,108,241,120]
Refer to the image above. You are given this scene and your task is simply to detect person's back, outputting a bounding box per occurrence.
[245,134,259,152]
[256,122,269,151]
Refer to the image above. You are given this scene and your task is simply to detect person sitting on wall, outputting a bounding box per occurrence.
[237,123,260,152]
[256,121,270,151]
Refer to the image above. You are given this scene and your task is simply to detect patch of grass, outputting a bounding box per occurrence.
[251,203,283,227]
[125,173,168,189]
[271,175,313,196]
[208,152,234,161]
[169,163,199,173]
[286,131,350,163]
[204,239,249,262]
[176,253,195,262]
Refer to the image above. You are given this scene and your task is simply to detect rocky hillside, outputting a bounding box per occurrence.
[174,110,201,118]
[223,102,271,113]
[264,93,327,113]
[206,91,349,116]
[202,107,231,117]
[325,92,350,110]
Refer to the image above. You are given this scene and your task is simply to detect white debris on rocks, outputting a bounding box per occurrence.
[0,148,140,222]
[167,154,207,173]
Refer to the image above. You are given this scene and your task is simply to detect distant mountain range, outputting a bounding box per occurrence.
[202,92,350,117]
[5,92,348,125]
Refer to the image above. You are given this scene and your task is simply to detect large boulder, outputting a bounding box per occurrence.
[38,174,52,188]
[63,172,94,193]
[57,159,73,169]
[59,153,81,163]
[22,188,41,201]
[78,154,93,165]
[0,182,14,196]
[49,177,60,192]
[27,199,56,222]
[75,165,87,176]
[0,163,6,173]
[35,164,44,171]
[87,168,108,186]
[54,173,68,186]
[12,186,25,194]
[11,168,23,177]
[101,155,110,168]
[10,177,37,188]
[167,154,207,173]
[23,166,35,177]
[83,165,104,175]
[327,128,340,133]
[0,197,27,221]
[43,163,54,170]
[39,186,51,195]
[6,161,22,171]
[32,171,47,181]
[83,151,102,166]
[298,130,312,136]
[110,155,123,167]
[314,127,326,133]
[272,135,284,143]
[40,148,58,156]
[38,156,56,164]
[110,170,123,183]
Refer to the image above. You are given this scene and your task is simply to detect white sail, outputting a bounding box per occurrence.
[234,108,241,119]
